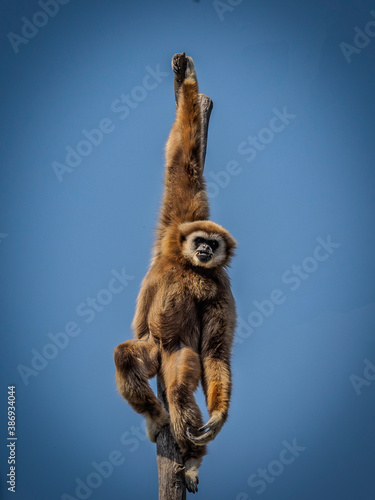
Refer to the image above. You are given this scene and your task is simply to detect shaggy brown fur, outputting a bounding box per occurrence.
[114,52,236,493]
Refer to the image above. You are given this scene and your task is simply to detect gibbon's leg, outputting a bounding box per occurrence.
[157,53,209,233]
[114,337,169,442]
[162,346,206,493]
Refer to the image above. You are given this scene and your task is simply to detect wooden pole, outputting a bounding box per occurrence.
[156,377,186,500]
[156,91,213,499]
[198,93,213,168]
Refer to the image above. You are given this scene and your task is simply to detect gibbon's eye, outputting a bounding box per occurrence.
[195,237,205,247]
[209,240,219,251]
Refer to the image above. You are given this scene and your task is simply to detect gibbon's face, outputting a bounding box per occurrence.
[182,231,227,268]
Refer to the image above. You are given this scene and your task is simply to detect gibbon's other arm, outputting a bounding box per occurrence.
[157,53,210,240]
[188,286,235,445]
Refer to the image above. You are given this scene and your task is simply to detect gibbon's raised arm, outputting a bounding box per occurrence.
[157,53,209,239]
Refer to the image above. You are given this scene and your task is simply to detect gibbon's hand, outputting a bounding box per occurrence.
[186,412,224,446]
[172,52,187,80]
[172,52,197,107]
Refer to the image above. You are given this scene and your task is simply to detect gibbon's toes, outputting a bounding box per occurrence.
[184,460,200,494]
[185,471,199,494]
[172,52,187,78]
[187,414,222,445]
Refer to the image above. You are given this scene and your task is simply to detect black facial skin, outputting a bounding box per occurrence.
[195,237,218,263]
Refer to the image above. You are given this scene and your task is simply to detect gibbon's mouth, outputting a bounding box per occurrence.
[196,251,212,263]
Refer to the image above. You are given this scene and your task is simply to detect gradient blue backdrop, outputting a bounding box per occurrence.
[1,1,375,499]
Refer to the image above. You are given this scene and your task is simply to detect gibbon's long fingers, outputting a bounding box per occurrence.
[186,414,223,446]
[172,52,188,107]
[172,52,186,77]
[172,52,199,106]
[186,427,216,446]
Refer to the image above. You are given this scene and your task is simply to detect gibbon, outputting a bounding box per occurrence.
[114,52,236,493]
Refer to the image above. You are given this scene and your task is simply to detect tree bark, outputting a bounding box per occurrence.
[156,93,213,500]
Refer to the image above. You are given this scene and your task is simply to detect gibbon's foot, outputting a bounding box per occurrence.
[186,412,224,446]
[184,458,201,494]
[145,410,170,443]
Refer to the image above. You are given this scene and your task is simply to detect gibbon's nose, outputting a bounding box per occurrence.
[197,243,212,254]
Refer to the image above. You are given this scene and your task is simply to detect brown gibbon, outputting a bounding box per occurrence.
[114,52,236,493]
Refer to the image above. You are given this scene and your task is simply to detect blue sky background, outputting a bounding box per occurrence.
[1,1,375,499]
